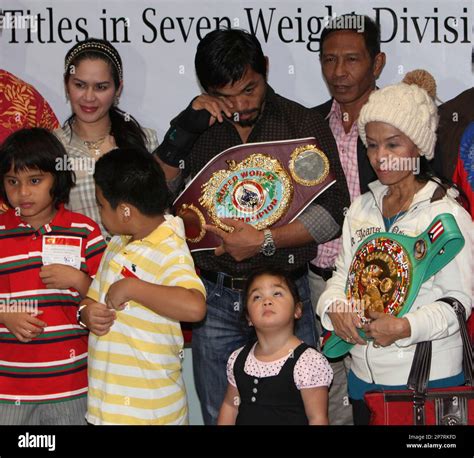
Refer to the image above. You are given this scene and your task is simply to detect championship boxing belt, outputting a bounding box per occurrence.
[323,213,465,359]
[173,137,336,251]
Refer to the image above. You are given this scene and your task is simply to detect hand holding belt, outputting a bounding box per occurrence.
[173,137,335,252]
[323,213,465,359]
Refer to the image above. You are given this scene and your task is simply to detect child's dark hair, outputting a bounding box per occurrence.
[93,148,170,215]
[241,267,302,330]
[0,128,75,208]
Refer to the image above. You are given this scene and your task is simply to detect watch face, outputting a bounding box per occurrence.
[262,242,276,256]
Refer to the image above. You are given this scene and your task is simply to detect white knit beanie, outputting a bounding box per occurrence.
[358,70,439,160]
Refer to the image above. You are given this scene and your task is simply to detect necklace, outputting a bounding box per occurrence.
[83,136,107,156]
[72,120,111,156]
[383,187,417,229]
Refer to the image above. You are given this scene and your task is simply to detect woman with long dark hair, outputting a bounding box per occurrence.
[55,38,158,236]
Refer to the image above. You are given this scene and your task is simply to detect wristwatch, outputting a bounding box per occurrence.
[76,304,88,329]
[260,229,276,256]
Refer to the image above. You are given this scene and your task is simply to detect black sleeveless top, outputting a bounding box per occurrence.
[234,341,310,425]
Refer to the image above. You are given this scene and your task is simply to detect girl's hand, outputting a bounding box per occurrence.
[105,279,134,311]
[217,384,240,425]
[0,201,8,214]
[327,301,366,345]
[0,311,47,343]
[40,264,85,290]
[363,311,411,347]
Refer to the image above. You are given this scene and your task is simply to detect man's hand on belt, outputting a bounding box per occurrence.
[204,218,265,262]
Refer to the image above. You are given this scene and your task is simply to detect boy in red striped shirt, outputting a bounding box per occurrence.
[0,128,106,424]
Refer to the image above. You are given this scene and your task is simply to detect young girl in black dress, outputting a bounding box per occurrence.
[218,267,333,425]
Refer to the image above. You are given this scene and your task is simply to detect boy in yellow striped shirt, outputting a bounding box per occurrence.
[78,148,206,425]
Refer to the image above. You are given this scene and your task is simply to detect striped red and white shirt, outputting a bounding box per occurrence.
[0,204,106,403]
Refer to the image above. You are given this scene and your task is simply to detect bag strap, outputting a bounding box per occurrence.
[407,340,431,425]
[406,297,473,425]
[407,340,431,392]
[438,297,473,386]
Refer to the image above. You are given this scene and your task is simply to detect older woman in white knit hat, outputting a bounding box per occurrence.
[317,71,473,425]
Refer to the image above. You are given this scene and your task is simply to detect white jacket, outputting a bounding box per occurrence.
[317,180,473,385]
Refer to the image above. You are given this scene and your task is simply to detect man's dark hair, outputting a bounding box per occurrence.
[195,28,267,91]
[94,148,170,215]
[320,14,381,61]
[0,128,75,208]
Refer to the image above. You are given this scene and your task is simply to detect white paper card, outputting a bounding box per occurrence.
[42,236,82,270]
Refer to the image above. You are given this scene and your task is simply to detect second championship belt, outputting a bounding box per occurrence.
[322,213,465,358]
[173,137,336,251]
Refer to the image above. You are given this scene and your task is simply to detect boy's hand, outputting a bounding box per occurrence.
[0,311,47,343]
[105,279,134,311]
[0,201,8,214]
[40,264,85,290]
[81,301,116,336]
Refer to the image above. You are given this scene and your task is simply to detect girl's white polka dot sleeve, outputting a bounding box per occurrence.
[294,348,334,389]
[226,347,243,387]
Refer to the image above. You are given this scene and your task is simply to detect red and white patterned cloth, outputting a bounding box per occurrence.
[0,69,59,144]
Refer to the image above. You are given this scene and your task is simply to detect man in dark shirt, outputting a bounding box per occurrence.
[154,29,350,424]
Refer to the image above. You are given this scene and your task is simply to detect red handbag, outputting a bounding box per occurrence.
[364,297,474,425]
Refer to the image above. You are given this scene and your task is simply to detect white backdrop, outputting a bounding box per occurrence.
[1,0,473,140]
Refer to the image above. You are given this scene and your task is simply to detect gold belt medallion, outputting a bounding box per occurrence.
[198,153,293,233]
